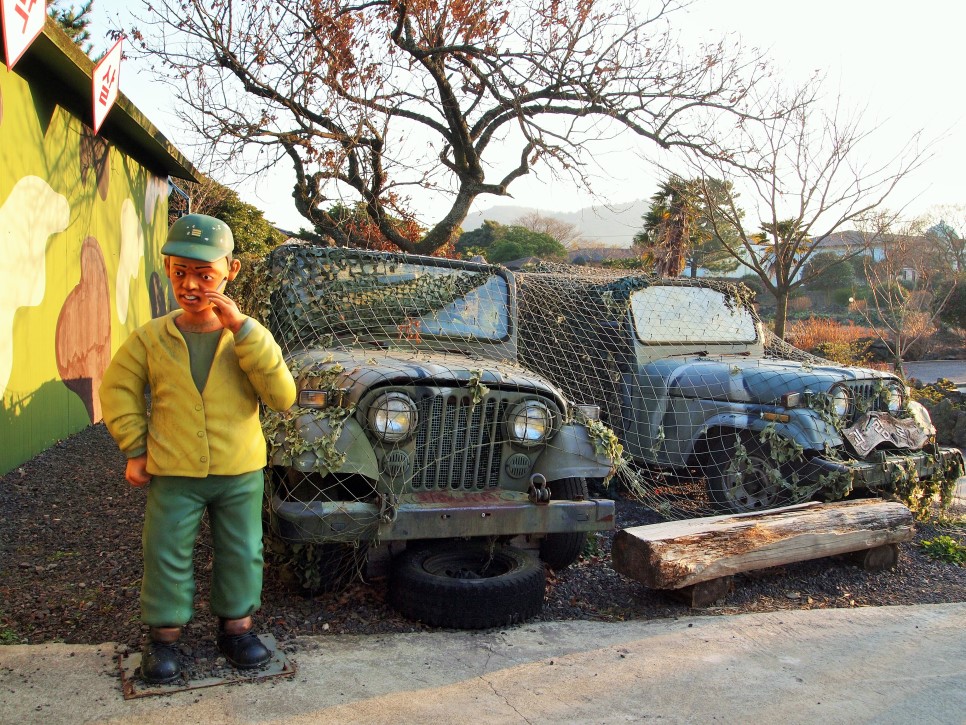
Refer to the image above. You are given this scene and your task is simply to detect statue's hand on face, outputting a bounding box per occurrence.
[205,286,247,333]
[165,256,244,330]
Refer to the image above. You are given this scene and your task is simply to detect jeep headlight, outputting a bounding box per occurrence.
[507,400,552,446]
[828,384,851,418]
[882,380,905,414]
[368,392,418,443]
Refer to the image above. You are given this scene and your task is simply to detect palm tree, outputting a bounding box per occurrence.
[635,176,702,277]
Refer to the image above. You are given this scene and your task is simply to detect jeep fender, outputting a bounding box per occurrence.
[270,414,379,479]
[691,411,843,462]
[534,423,614,481]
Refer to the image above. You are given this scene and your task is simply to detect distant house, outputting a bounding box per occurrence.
[813,231,924,282]
[1,20,199,474]
[813,230,884,261]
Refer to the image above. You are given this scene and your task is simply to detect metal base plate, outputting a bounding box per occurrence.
[118,634,296,699]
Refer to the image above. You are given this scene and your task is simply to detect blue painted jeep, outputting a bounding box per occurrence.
[518,274,963,513]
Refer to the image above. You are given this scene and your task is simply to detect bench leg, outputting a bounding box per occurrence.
[672,576,733,608]
[849,543,900,572]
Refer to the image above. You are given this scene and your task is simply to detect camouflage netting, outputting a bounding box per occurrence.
[514,264,823,518]
[515,262,960,517]
[242,243,960,590]
[264,244,498,351]
[249,244,592,591]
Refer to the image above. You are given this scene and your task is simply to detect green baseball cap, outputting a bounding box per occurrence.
[161,214,234,262]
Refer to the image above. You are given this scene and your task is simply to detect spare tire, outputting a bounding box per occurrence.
[388,541,545,629]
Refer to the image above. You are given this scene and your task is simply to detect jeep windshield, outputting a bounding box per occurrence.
[631,286,758,345]
[268,246,511,352]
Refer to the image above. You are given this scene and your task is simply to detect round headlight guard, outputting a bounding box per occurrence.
[507,400,552,447]
[368,392,418,443]
[828,384,851,418]
[882,381,905,414]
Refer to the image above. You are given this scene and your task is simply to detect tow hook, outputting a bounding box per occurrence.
[377,491,398,523]
[528,473,550,504]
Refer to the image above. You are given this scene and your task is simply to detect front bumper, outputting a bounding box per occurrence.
[809,445,964,489]
[271,489,616,544]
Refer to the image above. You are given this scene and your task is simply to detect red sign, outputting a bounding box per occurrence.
[1,0,45,70]
[92,37,123,135]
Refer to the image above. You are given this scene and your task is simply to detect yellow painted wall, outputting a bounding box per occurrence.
[1,62,170,474]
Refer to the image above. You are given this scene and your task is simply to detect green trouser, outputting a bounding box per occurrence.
[141,471,264,627]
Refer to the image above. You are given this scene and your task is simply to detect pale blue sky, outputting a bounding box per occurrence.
[91,0,966,234]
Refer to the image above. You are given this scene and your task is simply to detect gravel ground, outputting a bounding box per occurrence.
[2,423,964,671]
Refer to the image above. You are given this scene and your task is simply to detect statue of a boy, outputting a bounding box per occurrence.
[100,214,296,684]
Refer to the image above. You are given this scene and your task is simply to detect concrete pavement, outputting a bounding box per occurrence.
[900,360,966,388]
[1,603,964,725]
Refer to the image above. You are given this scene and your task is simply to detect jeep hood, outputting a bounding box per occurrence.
[651,356,899,404]
[288,347,567,407]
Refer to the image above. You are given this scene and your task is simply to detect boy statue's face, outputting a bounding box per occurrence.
[164,254,241,314]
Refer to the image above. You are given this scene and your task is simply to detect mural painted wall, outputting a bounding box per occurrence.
[1,64,171,474]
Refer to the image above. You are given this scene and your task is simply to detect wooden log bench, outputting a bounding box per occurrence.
[611,499,915,608]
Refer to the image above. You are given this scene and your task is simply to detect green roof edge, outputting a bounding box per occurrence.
[21,17,200,182]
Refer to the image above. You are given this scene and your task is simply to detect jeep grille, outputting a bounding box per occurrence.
[412,393,508,490]
[844,380,891,422]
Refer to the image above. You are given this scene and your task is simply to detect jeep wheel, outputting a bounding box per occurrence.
[539,477,589,570]
[707,435,791,514]
[388,541,545,629]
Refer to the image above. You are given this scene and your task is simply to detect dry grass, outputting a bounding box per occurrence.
[786,317,876,352]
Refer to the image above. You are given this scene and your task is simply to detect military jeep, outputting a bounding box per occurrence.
[258,244,615,628]
[517,272,964,515]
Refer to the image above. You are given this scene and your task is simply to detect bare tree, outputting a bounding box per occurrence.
[128,0,787,255]
[852,215,957,376]
[694,98,930,338]
[181,174,235,217]
[513,212,584,249]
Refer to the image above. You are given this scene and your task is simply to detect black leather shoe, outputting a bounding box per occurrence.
[217,629,272,669]
[141,639,181,684]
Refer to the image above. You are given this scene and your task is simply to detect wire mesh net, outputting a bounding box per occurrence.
[251,244,613,590]
[246,242,956,590]
[513,262,958,516]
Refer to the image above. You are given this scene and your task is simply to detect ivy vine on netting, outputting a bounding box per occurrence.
[514,263,960,518]
[866,450,965,520]
[234,243,961,578]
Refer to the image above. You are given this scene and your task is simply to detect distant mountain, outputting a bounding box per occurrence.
[462,199,647,247]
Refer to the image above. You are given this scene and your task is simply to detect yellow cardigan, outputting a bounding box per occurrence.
[100,312,296,477]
